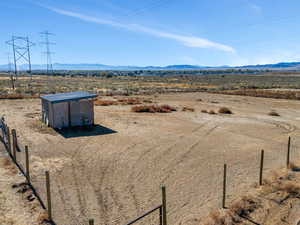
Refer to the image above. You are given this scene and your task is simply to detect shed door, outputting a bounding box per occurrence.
[70,101,82,126]
[80,100,94,125]
[53,102,69,129]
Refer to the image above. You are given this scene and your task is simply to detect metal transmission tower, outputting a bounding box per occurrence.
[6,36,34,83]
[6,52,14,89]
[40,31,55,75]
[6,52,12,72]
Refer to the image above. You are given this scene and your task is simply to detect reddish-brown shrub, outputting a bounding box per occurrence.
[0,94,39,100]
[182,107,195,112]
[94,100,118,106]
[218,107,232,114]
[268,110,280,116]
[37,211,49,224]
[208,110,216,115]
[132,104,176,113]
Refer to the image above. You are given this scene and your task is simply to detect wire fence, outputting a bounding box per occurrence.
[0,116,297,225]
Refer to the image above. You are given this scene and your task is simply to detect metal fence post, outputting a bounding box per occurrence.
[0,118,4,141]
[259,150,264,186]
[12,129,17,161]
[25,146,30,183]
[7,126,11,154]
[161,186,167,225]
[287,136,291,168]
[159,205,163,225]
[45,171,52,221]
[222,164,227,209]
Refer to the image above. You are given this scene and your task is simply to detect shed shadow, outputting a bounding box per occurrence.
[55,124,117,138]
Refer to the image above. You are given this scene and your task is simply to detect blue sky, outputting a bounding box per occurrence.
[1,0,300,66]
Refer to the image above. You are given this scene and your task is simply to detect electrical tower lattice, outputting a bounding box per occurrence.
[40,31,55,75]
[5,36,34,89]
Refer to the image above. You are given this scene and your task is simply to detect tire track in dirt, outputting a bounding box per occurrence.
[88,163,110,225]
[152,122,210,164]
[109,141,148,220]
[245,116,297,135]
[70,161,88,220]
[51,140,92,225]
[226,119,298,149]
[55,177,83,225]
[127,144,157,214]
[107,159,125,214]
[160,123,219,184]
[125,121,219,207]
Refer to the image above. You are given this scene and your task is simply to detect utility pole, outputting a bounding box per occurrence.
[12,37,17,80]
[40,31,55,75]
[26,36,32,79]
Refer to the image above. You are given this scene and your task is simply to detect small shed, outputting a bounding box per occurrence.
[40,91,98,129]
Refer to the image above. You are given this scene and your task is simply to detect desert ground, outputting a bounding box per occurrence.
[1,92,300,225]
[0,144,44,225]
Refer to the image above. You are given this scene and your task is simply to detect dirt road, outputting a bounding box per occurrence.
[1,92,300,225]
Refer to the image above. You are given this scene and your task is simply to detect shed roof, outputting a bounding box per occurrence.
[40,91,98,103]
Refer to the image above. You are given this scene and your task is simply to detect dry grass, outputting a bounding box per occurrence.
[94,99,118,106]
[204,196,260,225]
[260,169,300,196]
[1,158,18,175]
[3,158,12,168]
[288,162,300,171]
[213,89,300,100]
[37,211,49,224]
[94,97,153,106]
[229,196,259,218]
[277,182,300,195]
[118,98,142,105]
[205,211,226,225]
[203,167,300,225]
[268,110,280,116]
[218,107,232,114]
[28,119,57,136]
[0,94,39,100]
[132,104,177,113]
[182,106,195,112]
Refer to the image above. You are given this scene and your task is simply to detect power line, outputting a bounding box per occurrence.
[40,31,55,75]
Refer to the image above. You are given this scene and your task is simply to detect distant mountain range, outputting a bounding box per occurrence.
[1,62,300,71]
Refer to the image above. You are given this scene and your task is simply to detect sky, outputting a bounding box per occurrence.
[1,0,300,66]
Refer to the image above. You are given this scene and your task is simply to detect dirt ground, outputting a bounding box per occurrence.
[0,145,44,225]
[1,92,300,225]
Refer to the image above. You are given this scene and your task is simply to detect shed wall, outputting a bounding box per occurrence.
[42,99,95,129]
[41,99,49,125]
[52,102,69,129]
[70,99,94,126]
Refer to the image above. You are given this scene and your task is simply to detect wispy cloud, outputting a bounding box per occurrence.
[42,6,235,53]
[245,0,262,14]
